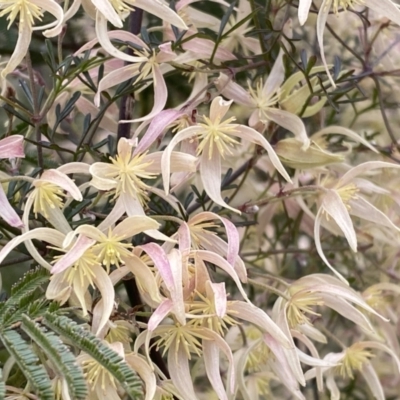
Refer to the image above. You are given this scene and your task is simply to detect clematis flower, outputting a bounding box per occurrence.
[161,96,291,213]
[93,0,187,65]
[0,135,24,228]
[95,33,176,123]
[0,0,63,77]
[308,161,400,282]
[297,0,400,86]
[89,137,197,238]
[305,341,400,400]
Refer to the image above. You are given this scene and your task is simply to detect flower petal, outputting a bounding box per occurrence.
[40,169,82,201]
[232,125,292,182]
[200,146,239,213]
[125,354,157,400]
[92,264,115,335]
[321,189,357,252]
[0,185,23,228]
[298,0,312,24]
[0,135,24,158]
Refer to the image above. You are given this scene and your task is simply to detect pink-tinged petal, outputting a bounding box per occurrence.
[263,49,285,99]
[123,65,168,123]
[46,272,71,303]
[350,197,400,233]
[178,222,191,256]
[57,162,91,175]
[51,235,95,274]
[216,73,254,107]
[312,126,378,153]
[263,333,305,400]
[200,147,239,213]
[97,196,125,232]
[134,0,187,29]
[321,189,357,252]
[231,125,292,182]
[365,0,400,26]
[92,264,115,335]
[291,331,324,391]
[340,161,400,187]
[206,281,226,318]
[112,216,159,238]
[89,164,118,191]
[298,0,312,25]
[140,243,174,289]
[144,151,197,174]
[2,26,31,78]
[125,354,157,400]
[133,109,185,154]
[210,96,233,122]
[161,126,203,193]
[202,336,233,399]
[95,64,139,107]
[0,135,24,158]
[316,0,335,87]
[168,341,198,400]
[326,372,340,400]
[148,299,173,331]
[167,249,185,325]
[322,295,374,333]
[314,207,349,284]
[181,38,236,61]
[74,225,107,242]
[40,169,82,201]
[264,108,310,150]
[119,192,174,242]
[95,12,147,62]
[41,203,72,234]
[36,0,64,37]
[360,362,385,400]
[0,227,64,266]
[315,286,386,321]
[220,217,239,266]
[92,0,123,27]
[0,185,23,228]
[195,250,249,302]
[229,301,292,348]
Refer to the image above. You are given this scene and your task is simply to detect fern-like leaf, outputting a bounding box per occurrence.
[0,329,53,400]
[21,314,88,400]
[43,313,143,399]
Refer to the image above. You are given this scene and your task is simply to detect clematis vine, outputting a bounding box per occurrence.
[297,0,400,86]
[162,96,292,213]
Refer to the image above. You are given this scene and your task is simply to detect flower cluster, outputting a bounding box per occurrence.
[1,0,400,399]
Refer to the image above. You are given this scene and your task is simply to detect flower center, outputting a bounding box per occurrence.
[154,322,208,360]
[93,229,132,272]
[0,0,43,29]
[188,221,219,249]
[107,152,156,205]
[331,0,364,14]
[32,182,65,218]
[336,183,359,206]
[286,289,324,328]
[197,115,239,159]
[81,357,118,392]
[108,0,134,17]
[248,79,280,122]
[336,343,374,379]
[62,249,98,288]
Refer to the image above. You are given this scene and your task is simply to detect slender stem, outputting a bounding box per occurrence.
[117,9,143,141]
[247,278,290,300]
[25,52,43,169]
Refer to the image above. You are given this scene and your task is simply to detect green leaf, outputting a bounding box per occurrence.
[0,329,53,400]
[43,314,143,399]
[21,314,88,400]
